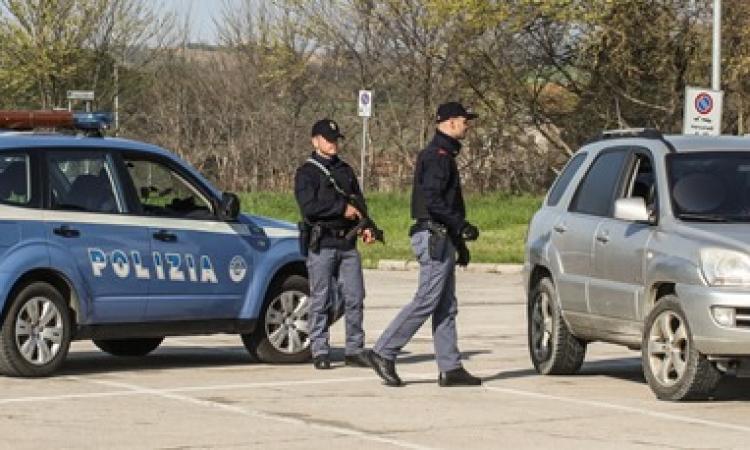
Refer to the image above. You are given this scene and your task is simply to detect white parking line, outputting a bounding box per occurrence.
[86,377,435,450]
[3,369,748,440]
[483,384,750,434]
[0,390,135,405]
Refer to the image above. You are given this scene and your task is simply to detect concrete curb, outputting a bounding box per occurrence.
[377,259,523,274]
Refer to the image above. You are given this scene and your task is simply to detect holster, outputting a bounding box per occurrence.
[308,223,323,254]
[426,222,448,261]
[297,221,311,257]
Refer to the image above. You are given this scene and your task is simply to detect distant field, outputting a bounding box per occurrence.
[239,192,542,268]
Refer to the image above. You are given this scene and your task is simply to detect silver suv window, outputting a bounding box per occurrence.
[668,151,750,222]
[569,149,628,216]
[547,152,587,206]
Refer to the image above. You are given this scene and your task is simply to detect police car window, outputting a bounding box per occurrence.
[547,153,587,207]
[570,149,628,217]
[47,153,122,214]
[0,155,31,207]
[124,158,213,220]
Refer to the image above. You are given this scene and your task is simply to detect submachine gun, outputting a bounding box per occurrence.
[344,194,385,244]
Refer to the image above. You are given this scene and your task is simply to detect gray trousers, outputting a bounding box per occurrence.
[374,230,461,372]
[306,247,365,357]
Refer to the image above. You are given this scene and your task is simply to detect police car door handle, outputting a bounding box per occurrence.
[153,230,177,242]
[553,224,567,233]
[53,225,80,238]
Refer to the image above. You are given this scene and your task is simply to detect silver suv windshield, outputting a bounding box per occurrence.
[668,151,750,222]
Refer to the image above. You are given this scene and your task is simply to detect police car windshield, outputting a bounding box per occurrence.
[668,151,750,222]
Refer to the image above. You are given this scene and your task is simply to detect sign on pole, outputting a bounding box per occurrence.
[683,86,723,136]
[358,90,372,117]
[67,90,95,101]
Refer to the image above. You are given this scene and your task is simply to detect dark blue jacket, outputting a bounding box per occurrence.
[294,152,364,250]
[411,130,466,237]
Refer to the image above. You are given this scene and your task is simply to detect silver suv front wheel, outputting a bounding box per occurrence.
[642,296,722,401]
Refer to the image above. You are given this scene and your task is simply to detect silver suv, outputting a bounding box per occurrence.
[524,129,750,400]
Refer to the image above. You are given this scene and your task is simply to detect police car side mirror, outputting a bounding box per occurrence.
[218,192,240,221]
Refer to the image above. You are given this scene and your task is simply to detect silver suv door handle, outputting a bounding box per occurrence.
[553,224,567,233]
[596,234,610,243]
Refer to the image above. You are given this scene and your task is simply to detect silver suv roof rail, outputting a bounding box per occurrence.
[587,127,675,152]
[597,128,663,140]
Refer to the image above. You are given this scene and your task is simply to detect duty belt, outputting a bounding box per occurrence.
[410,219,447,236]
[324,228,350,239]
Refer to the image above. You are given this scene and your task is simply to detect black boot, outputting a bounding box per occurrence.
[363,350,402,386]
[313,355,331,370]
[438,367,482,386]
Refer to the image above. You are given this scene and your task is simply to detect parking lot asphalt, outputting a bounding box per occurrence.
[3,270,750,449]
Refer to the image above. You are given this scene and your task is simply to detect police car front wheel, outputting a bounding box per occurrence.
[0,282,72,377]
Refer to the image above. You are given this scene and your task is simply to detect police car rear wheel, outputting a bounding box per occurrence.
[0,282,71,377]
[93,338,164,357]
[242,275,311,363]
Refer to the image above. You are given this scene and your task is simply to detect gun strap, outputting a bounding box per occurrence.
[305,158,348,197]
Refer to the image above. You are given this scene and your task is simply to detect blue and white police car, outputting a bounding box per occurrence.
[0,111,310,376]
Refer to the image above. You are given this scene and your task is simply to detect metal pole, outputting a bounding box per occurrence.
[712,0,721,91]
[360,117,367,191]
[114,63,119,135]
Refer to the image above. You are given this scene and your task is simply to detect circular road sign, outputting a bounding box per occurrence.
[695,92,714,115]
[360,92,370,106]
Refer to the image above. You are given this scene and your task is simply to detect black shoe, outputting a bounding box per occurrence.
[363,350,402,386]
[438,367,482,386]
[344,353,371,368]
[313,355,331,370]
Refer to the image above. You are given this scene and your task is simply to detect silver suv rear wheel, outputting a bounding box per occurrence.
[642,296,722,400]
[528,277,586,375]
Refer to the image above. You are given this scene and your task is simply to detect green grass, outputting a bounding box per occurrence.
[239,192,541,268]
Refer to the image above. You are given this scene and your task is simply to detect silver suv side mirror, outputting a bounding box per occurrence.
[614,197,650,222]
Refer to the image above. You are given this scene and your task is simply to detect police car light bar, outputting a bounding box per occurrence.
[72,112,113,131]
[0,110,112,131]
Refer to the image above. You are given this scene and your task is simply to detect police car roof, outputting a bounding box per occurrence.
[0,133,222,198]
[0,133,172,157]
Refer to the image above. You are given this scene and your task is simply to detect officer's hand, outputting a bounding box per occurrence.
[344,204,362,220]
[361,228,375,244]
[456,245,471,267]
[460,222,480,241]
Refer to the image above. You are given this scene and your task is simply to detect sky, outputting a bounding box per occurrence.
[156,0,245,44]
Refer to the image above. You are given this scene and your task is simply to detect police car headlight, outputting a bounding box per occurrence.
[700,248,750,287]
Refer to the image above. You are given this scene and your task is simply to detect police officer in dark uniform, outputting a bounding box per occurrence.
[364,102,481,386]
[294,119,375,369]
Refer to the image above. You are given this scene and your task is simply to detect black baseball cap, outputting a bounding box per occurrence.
[311,118,344,141]
[436,102,478,123]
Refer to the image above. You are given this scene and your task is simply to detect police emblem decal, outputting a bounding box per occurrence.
[229,255,248,283]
